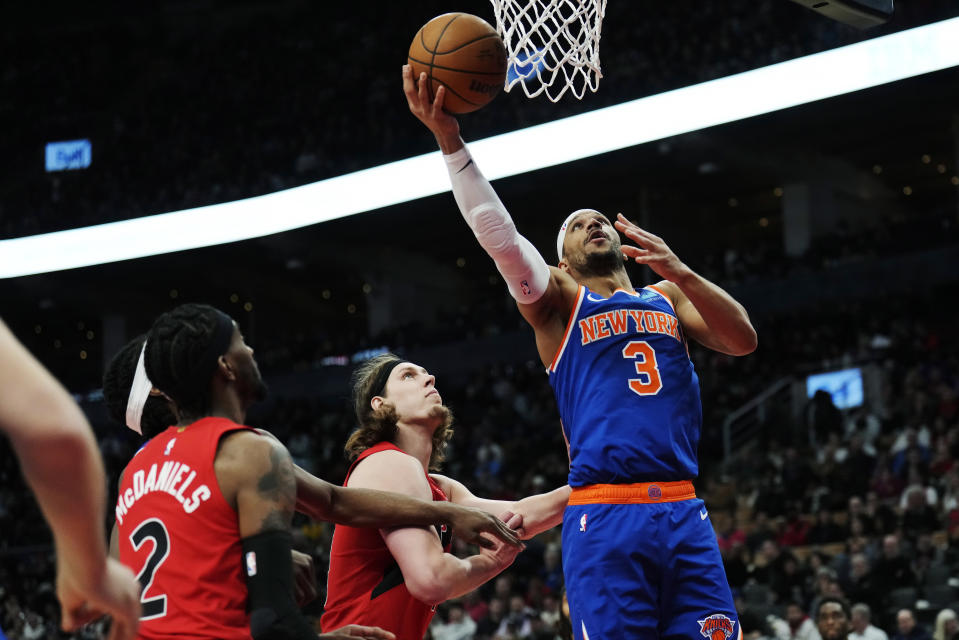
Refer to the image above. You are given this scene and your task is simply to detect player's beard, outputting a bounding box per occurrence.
[427,403,452,431]
[576,245,623,278]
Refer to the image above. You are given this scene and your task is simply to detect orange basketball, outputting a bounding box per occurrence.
[408,13,507,114]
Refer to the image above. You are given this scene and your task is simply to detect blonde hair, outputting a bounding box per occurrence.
[934,609,957,640]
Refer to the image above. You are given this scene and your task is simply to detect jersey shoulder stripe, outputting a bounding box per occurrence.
[548,286,587,373]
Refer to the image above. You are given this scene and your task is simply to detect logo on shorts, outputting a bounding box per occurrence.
[579,513,588,532]
[698,614,735,640]
[647,484,662,500]
[521,280,531,296]
[245,551,257,577]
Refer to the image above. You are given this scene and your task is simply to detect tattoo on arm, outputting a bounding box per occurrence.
[256,443,296,532]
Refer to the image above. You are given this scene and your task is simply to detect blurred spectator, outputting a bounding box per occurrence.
[432,602,478,640]
[933,610,959,640]
[816,597,852,640]
[872,535,917,598]
[848,603,887,640]
[842,554,878,607]
[893,610,932,640]
[900,485,941,544]
[807,510,848,545]
[769,602,823,640]
[808,390,843,447]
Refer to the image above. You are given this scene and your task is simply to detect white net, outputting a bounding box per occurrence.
[489,0,607,102]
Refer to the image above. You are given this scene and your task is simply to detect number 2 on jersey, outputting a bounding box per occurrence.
[622,340,663,396]
[130,518,171,620]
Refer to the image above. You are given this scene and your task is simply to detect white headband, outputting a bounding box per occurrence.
[124,342,153,435]
[556,209,600,262]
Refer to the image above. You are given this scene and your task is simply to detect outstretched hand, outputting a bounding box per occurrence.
[320,624,397,639]
[614,213,690,283]
[447,504,524,550]
[58,557,141,640]
[402,65,461,148]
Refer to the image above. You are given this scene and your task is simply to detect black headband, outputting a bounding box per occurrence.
[170,310,235,401]
[368,357,404,401]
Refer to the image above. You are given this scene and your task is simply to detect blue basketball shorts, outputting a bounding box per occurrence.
[561,481,740,640]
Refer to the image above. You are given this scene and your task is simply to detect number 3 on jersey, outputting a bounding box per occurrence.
[131,518,170,620]
[622,340,662,396]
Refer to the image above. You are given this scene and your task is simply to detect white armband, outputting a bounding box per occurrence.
[444,146,550,303]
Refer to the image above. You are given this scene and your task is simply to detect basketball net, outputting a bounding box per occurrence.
[489,0,607,101]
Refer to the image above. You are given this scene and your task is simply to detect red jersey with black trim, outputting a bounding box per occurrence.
[115,417,254,640]
[322,441,452,640]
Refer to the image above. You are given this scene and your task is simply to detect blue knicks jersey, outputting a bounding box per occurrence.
[548,285,702,486]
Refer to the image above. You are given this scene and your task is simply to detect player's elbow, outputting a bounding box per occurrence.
[404,563,453,606]
[729,327,758,356]
[406,577,450,606]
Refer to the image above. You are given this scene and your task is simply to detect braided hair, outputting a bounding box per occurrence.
[145,304,234,421]
[103,333,175,439]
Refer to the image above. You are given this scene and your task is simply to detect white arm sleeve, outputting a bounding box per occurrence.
[443,146,551,303]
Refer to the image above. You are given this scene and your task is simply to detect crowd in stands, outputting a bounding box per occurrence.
[2,260,957,637]
[3,1,959,638]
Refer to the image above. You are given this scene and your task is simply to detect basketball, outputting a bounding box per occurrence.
[408,13,507,114]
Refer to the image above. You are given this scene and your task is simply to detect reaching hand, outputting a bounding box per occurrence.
[477,532,523,571]
[320,624,397,639]
[445,503,524,550]
[614,213,690,283]
[402,64,461,148]
[499,510,527,539]
[58,557,141,640]
[291,549,318,606]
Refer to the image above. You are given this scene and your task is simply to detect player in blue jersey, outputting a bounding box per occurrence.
[405,66,758,639]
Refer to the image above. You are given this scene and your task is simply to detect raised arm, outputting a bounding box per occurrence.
[432,474,570,540]
[614,214,757,356]
[348,450,521,605]
[402,65,581,365]
[0,319,141,640]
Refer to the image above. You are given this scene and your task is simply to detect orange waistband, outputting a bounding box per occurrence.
[568,480,696,505]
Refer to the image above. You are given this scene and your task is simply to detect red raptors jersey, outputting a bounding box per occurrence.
[322,442,452,640]
[116,417,254,639]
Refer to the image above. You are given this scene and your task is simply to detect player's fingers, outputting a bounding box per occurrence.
[489,518,523,547]
[60,605,77,631]
[64,608,100,631]
[342,624,396,639]
[417,72,430,104]
[361,625,397,639]
[616,214,659,242]
[112,615,138,640]
[107,616,130,640]
[433,85,446,112]
[474,534,497,549]
[401,65,416,99]
[621,245,649,258]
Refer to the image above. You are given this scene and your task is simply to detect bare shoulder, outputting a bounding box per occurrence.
[349,449,432,499]
[645,279,680,302]
[215,430,292,501]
